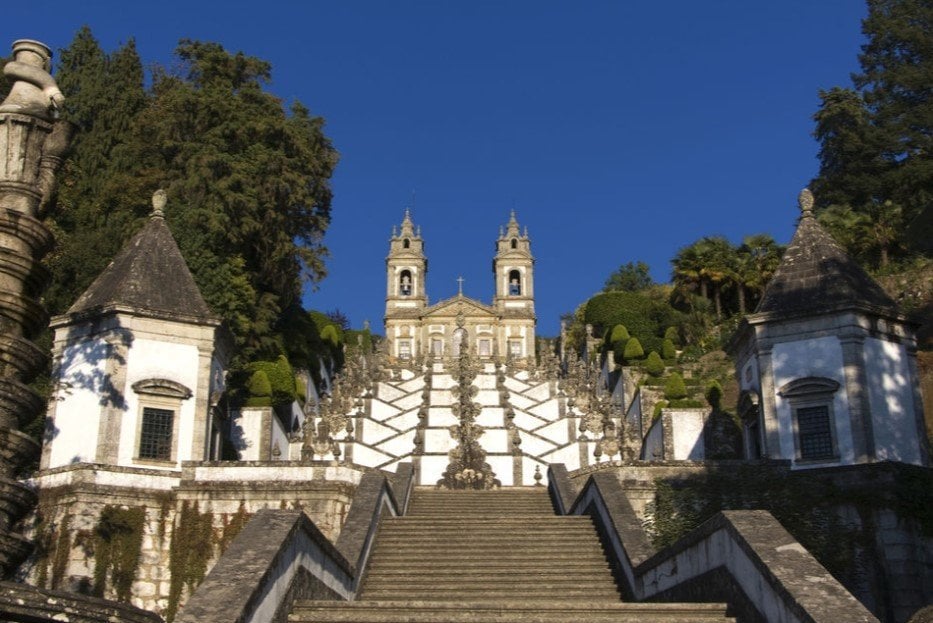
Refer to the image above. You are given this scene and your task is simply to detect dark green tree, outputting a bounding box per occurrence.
[603,261,653,292]
[811,0,933,264]
[645,351,665,376]
[664,372,687,400]
[623,337,645,361]
[122,40,338,363]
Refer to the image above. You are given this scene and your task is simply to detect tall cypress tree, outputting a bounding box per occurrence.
[811,0,932,264]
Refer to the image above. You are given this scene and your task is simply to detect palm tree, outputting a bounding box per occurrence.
[737,234,784,312]
[695,236,734,320]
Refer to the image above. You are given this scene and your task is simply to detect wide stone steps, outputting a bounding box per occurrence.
[289,601,734,623]
[290,488,734,623]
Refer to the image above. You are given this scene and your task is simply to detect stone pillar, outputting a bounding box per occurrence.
[95,335,129,464]
[0,39,72,576]
[840,334,875,462]
[904,341,930,466]
[756,345,783,459]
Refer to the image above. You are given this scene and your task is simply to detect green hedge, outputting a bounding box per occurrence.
[245,355,297,407]
[664,372,687,400]
[584,291,680,356]
[662,338,677,360]
[645,351,665,376]
[623,337,645,361]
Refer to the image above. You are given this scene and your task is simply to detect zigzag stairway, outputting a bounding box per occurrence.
[289,487,734,622]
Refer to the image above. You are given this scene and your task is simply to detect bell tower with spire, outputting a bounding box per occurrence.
[385,210,427,359]
[492,211,536,359]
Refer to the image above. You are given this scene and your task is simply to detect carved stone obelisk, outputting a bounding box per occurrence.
[0,39,72,576]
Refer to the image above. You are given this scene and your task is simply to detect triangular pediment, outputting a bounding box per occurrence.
[423,295,496,318]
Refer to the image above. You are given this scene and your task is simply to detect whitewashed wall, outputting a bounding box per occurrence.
[864,337,922,464]
[118,338,200,469]
[48,337,109,468]
[772,336,853,466]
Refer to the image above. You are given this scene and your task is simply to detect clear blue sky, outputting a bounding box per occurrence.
[7,1,867,336]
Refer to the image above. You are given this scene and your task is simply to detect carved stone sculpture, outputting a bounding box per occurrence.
[0,39,72,576]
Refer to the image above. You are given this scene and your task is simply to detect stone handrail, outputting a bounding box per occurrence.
[178,464,413,623]
[0,581,162,622]
[549,464,879,623]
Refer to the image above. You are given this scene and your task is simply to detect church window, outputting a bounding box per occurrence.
[398,339,412,359]
[509,340,522,357]
[431,339,443,356]
[508,270,521,295]
[403,238,410,249]
[139,407,174,460]
[479,339,491,357]
[510,238,517,249]
[400,270,413,296]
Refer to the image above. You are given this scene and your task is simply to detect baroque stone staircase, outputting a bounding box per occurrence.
[290,488,733,622]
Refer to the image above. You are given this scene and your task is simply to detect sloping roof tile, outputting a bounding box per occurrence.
[67,215,215,322]
[755,211,897,317]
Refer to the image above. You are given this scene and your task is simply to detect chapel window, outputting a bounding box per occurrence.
[778,377,840,463]
[403,238,410,249]
[479,339,491,357]
[398,339,412,359]
[139,407,174,461]
[796,406,834,460]
[431,339,443,356]
[509,340,522,357]
[510,238,517,249]
[508,270,521,296]
[400,270,413,296]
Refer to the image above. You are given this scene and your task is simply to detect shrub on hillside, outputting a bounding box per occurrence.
[664,372,687,400]
[623,337,645,361]
[645,351,665,376]
[706,380,723,409]
[662,338,677,360]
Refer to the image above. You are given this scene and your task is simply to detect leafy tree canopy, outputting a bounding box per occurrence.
[603,261,653,292]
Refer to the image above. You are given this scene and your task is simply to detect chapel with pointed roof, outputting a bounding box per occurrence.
[41,191,231,472]
[730,189,928,469]
[383,210,536,362]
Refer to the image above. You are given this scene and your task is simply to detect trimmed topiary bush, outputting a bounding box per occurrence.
[705,380,723,409]
[645,351,665,376]
[245,355,297,407]
[664,372,687,400]
[664,326,680,347]
[610,324,630,344]
[321,324,340,348]
[662,338,677,360]
[623,337,645,361]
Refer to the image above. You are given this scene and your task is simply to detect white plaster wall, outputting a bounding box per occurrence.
[48,337,109,468]
[772,336,853,465]
[119,338,201,468]
[864,337,922,464]
[369,400,400,422]
[270,413,289,460]
[642,418,663,460]
[233,409,266,461]
[418,455,449,485]
[670,410,706,460]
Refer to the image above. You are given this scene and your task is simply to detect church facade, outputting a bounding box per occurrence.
[383,211,536,362]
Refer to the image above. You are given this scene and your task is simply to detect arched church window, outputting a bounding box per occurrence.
[403,238,410,249]
[400,270,413,296]
[510,238,517,249]
[508,270,521,295]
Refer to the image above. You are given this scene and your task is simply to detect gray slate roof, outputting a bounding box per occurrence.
[68,215,215,322]
[755,212,898,317]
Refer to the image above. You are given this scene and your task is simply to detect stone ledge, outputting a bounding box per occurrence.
[0,580,161,623]
[177,509,353,623]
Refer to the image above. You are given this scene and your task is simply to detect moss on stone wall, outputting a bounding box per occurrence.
[643,464,933,589]
[217,501,250,554]
[166,501,214,622]
[92,505,145,602]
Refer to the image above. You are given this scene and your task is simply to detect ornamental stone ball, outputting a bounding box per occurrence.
[798,188,815,216]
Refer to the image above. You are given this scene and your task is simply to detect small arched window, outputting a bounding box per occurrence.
[403,238,410,249]
[510,238,517,249]
[399,269,413,296]
[508,270,521,296]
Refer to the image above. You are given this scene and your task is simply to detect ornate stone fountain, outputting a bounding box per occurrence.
[0,39,72,576]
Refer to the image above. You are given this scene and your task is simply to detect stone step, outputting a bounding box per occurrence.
[370,546,608,560]
[374,533,599,545]
[364,566,612,578]
[290,601,734,623]
[363,577,619,592]
[366,561,611,574]
[360,587,622,601]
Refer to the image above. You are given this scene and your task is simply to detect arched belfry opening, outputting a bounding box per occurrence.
[510,238,517,249]
[400,269,413,296]
[403,238,410,249]
[508,269,521,295]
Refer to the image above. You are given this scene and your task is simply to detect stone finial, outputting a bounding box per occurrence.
[152,189,167,219]
[798,188,814,217]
